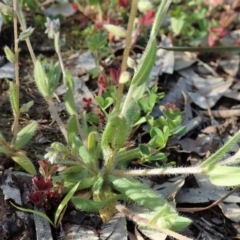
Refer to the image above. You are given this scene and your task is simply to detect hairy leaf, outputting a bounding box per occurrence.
[15,121,37,149]
[34,60,49,98]
[11,152,36,174]
[204,165,240,186]
[131,39,157,87]
[9,82,19,116]
[101,116,128,151]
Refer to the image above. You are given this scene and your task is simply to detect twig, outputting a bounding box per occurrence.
[177,187,239,213]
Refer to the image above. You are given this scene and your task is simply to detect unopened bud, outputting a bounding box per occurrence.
[104,24,126,38]
[127,57,137,69]
[119,71,131,84]
[138,0,153,13]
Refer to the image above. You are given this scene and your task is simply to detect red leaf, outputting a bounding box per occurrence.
[109,67,121,85]
[28,191,44,204]
[32,176,53,191]
[118,0,129,8]
[139,10,155,26]
[71,3,78,11]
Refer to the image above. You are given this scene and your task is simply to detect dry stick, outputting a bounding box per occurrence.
[12,0,20,147]
[177,187,239,214]
[115,203,192,240]
[115,0,138,114]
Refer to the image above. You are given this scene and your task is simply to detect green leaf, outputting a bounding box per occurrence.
[172,125,186,135]
[67,115,79,146]
[171,17,185,35]
[149,152,166,161]
[10,202,54,227]
[65,84,77,115]
[150,0,171,39]
[133,116,146,127]
[132,83,146,101]
[72,196,114,212]
[101,116,128,151]
[15,121,37,149]
[0,146,13,155]
[18,27,35,41]
[138,98,149,112]
[34,60,49,98]
[131,39,157,87]
[139,144,150,155]
[79,146,94,168]
[4,46,15,63]
[20,100,34,113]
[11,152,36,174]
[92,174,104,195]
[54,181,80,226]
[9,82,19,116]
[203,165,240,186]
[46,62,61,97]
[0,2,13,16]
[110,176,167,211]
[125,99,137,131]
[87,131,98,156]
[115,148,142,168]
[86,31,107,51]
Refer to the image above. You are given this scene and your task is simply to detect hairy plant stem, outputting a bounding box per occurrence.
[46,98,68,142]
[113,166,202,177]
[115,0,138,114]
[16,3,36,64]
[12,0,20,147]
[115,203,192,240]
[54,32,86,146]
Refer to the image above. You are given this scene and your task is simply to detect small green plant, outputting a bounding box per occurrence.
[0,1,37,174]
[4,0,240,239]
[170,0,209,46]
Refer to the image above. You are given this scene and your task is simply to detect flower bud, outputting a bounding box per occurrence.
[104,24,126,38]
[119,71,131,84]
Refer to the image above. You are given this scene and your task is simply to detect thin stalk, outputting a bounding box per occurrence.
[16,2,36,63]
[115,0,138,114]
[55,33,86,146]
[113,166,202,177]
[46,98,68,141]
[12,0,20,147]
[177,187,239,213]
[115,203,192,240]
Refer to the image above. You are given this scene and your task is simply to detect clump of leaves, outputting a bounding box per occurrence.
[6,0,240,239]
